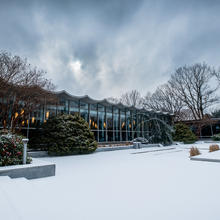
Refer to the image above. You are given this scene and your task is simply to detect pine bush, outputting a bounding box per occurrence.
[42,114,97,156]
[173,123,197,144]
[211,134,220,141]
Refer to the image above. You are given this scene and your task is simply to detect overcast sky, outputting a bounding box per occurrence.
[1,0,220,99]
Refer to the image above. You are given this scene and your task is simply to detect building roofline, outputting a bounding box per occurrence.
[54,90,173,116]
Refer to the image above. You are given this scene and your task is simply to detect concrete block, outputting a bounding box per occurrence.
[28,151,49,158]
[0,159,55,179]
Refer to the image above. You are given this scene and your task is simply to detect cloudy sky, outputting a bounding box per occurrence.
[1,0,220,99]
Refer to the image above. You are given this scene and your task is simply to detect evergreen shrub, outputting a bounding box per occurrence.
[0,133,32,166]
[42,114,97,156]
[173,123,197,144]
[211,134,220,141]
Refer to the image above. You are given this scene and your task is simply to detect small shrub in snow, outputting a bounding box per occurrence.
[211,134,220,141]
[209,144,220,152]
[189,147,200,157]
[0,133,32,166]
[173,123,197,144]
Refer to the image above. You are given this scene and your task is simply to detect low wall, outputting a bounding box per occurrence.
[28,151,49,158]
[96,143,161,152]
[0,159,55,179]
[28,144,162,155]
[190,157,220,163]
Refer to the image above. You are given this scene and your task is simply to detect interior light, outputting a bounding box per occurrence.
[46,111,50,119]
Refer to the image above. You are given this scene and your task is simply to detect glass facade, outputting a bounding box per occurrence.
[24,91,172,142]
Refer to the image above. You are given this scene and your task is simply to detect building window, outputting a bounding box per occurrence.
[80,101,88,122]
[70,100,79,115]
[90,104,98,130]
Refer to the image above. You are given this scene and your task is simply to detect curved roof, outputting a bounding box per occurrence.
[54,90,173,116]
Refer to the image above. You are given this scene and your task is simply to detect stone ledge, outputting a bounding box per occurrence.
[190,157,220,163]
[0,159,55,179]
[28,151,49,158]
[131,147,176,154]
[96,144,161,152]
[96,145,133,152]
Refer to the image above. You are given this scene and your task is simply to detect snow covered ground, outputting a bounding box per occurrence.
[1,143,220,220]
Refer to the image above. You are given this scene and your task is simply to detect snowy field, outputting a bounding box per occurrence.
[1,143,220,220]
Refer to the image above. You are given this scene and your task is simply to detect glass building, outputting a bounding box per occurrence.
[26,90,173,143]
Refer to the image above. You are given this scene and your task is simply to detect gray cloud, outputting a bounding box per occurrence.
[1,0,220,99]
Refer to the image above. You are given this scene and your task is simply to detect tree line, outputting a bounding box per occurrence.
[109,63,220,122]
[1,50,220,131]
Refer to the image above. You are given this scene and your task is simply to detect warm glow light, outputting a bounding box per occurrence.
[15,112,18,118]
[133,120,135,125]
[89,119,91,124]
[44,120,46,123]
[104,122,106,128]
[32,117,35,123]
[26,120,29,124]
[20,109,24,115]
[92,121,94,126]
[46,111,50,119]
[122,122,125,128]
[129,124,131,128]
[22,121,24,125]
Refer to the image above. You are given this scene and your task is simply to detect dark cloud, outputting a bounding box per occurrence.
[1,0,220,98]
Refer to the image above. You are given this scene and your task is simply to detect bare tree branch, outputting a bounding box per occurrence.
[0,51,56,130]
[169,63,220,120]
[120,90,143,108]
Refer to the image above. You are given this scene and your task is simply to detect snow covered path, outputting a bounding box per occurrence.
[1,144,220,220]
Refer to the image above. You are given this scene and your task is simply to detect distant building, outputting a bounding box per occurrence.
[179,118,220,138]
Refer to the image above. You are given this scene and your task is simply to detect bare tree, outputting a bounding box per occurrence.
[120,90,143,107]
[169,63,220,120]
[0,51,56,130]
[144,83,184,120]
[178,109,195,121]
[107,97,120,104]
